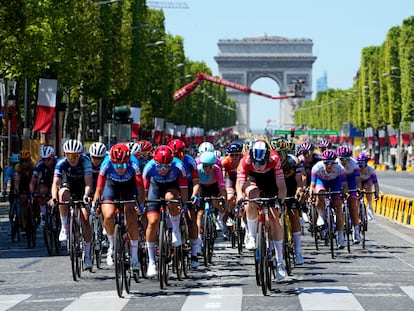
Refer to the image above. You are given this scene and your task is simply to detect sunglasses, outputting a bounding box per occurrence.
[91,156,104,161]
[358,163,367,168]
[253,160,266,166]
[340,157,350,162]
[42,157,52,162]
[113,163,128,169]
[202,164,213,169]
[156,163,171,171]
[302,150,311,156]
[323,160,336,166]
[66,153,80,160]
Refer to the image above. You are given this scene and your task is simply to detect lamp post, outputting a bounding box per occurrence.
[73,107,80,140]
[90,111,98,140]
[7,91,16,157]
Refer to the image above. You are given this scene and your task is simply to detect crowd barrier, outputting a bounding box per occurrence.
[374,193,414,227]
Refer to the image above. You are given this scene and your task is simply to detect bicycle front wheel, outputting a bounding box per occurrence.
[258,224,267,296]
[70,216,80,281]
[282,214,293,276]
[360,201,367,249]
[202,210,210,267]
[344,204,351,253]
[114,224,124,297]
[327,209,335,259]
[158,221,168,289]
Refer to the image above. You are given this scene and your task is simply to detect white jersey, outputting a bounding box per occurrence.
[359,165,377,182]
[336,157,360,176]
[311,161,345,182]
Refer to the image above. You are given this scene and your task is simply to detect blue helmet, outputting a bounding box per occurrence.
[226,142,243,154]
[200,151,216,165]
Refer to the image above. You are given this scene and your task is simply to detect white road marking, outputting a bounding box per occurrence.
[401,286,414,300]
[0,294,31,311]
[181,287,242,311]
[62,291,129,311]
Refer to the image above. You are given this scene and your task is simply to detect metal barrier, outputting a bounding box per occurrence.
[374,193,414,227]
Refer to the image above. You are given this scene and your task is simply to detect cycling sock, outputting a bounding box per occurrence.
[107,234,114,250]
[191,239,198,257]
[273,240,283,264]
[147,241,157,264]
[338,231,344,239]
[40,205,46,217]
[354,225,360,235]
[247,218,258,238]
[60,216,68,231]
[130,240,138,260]
[169,214,181,233]
[293,231,301,252]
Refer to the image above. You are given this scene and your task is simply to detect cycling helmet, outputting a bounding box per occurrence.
[200,151,216,165]
[137,140,153,152]
[355,152,370,164]
[89,142,107,158]
[198,142,214,154]
[320,149,337,161]
[63,139,83,154]
[272,138,288,151]
[18,150,31,161]
[250,140,270,164]
[153,145,174,165]
[167,139,186,153]
[337,145,353,157]
[298,141,315,154]
[226,142,243,154]
[110,143,130,164]
[318,138,332,149]
[40,146,55,159]
[285,141,296,153]
[126,142,141,155]
[10,153,19,163]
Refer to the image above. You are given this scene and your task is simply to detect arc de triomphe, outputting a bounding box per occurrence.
[215,35,316,135]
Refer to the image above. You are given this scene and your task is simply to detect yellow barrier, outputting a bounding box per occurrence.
[375,193,414,227]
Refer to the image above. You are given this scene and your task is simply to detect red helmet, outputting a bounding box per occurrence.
[110,143,130,164]
[167,139,186,153]
[137,140,153,152]
[153,145,174,165]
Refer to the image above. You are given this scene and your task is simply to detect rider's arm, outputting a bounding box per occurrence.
[50,176,60,202]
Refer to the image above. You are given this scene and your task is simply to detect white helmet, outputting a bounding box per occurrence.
[40,146,55,159]
[126,142,141,155]
[198,142,214,154]
[63,139,83,154]
[89,142,107,157]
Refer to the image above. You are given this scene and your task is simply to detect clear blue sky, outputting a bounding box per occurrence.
[162,1,412,130]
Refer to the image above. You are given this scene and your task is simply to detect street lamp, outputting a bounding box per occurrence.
[145,40,165,47]
[7,91,16,157]
[73,107,80,140]
[90,111,98,140]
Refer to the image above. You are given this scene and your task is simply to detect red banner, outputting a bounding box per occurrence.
[173,79,201,102]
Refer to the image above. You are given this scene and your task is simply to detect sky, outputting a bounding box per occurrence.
[162,0,413,131]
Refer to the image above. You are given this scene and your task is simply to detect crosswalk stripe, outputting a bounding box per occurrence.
[400,286,414,300]
[62,291,130,311]
[0,294,31,311]
[298,286,364,311]
[181,287,242,311]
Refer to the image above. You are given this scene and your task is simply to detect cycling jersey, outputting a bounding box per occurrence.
[54,154,92,181]
[32,159,56,187]
[311,161,346,192]
[359,165,378,184]
[299,153,320,187]
[222,155,239,188]
[14,162,35,193]
[336,157,360,190]
[142,157,188,189]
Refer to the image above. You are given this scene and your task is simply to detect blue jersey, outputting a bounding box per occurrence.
[32,159,56,184]
[54,154,92,181]
[143,157,187,184]
[99,155,141,183]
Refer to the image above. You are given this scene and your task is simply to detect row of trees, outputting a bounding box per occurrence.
[0,0,237,141]
[294,16,414,134]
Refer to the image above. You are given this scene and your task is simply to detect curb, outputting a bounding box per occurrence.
[374,193,414,227]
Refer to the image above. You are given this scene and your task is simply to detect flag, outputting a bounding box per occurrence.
[33,78,57,133]
[130,104,141,139]
[378,129,386,147]
[164,122,174,143]
[153,117,164,144]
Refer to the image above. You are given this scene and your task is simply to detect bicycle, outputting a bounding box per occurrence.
[175,203,192,280]
[38,194,61,256]
[56,198,86,281]
[283,197,297,276]
[230,204,245,255]
[241,196,280,296]
[312,190,342,259]
[144,198,182,289]
[90,203,105,269]
[199,196,225,267]
[24,195,37,249]
[9,195,21,242]
[358,190,376,249]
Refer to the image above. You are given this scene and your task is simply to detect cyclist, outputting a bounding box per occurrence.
[221,142,244,240]
[89,142,108,193]
[355,152,380,220]
[195,151,227,248]
[14,150,35,230]
[318,138,332,153]
[272,139,306,265]
[336,145,362,243]
[92,143,145,271]
[142,145,189,277]
[310,149,349,249]
[136,140,153,171]
[50,139,94,269]
[236,139,287,280]
[3,153,19,207]
[167,138,201,268]
[29,146,57,225]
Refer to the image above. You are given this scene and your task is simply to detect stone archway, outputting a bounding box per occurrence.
[215,35,316,134]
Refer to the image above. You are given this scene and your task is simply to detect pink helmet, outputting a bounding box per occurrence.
[320,149,337,161]
[355,152,369,164]
[337,145,353,157]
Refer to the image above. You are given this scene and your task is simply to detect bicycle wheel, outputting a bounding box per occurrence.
[202,209,210,267]
[76,212,82,278]
[89,216,96,272]
[139,242,148,279]
[174,246,183,280]
[282,214,293,276]
[53,213,61,255]
[43,213,52,256]
[207,215,215,264]
[158,220,168,289]
[25,207,35,249]
[258,224,267,296]
[124,241,131,294]
[327,208,335,259]
[360,201,367,249]
[114,223,124,297]
[344,204,351,253]
[311,204,319,251]
[237,218,244,254]
[70,215,79,281]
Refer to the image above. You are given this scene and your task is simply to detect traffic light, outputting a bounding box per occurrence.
[113,105,131,124]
